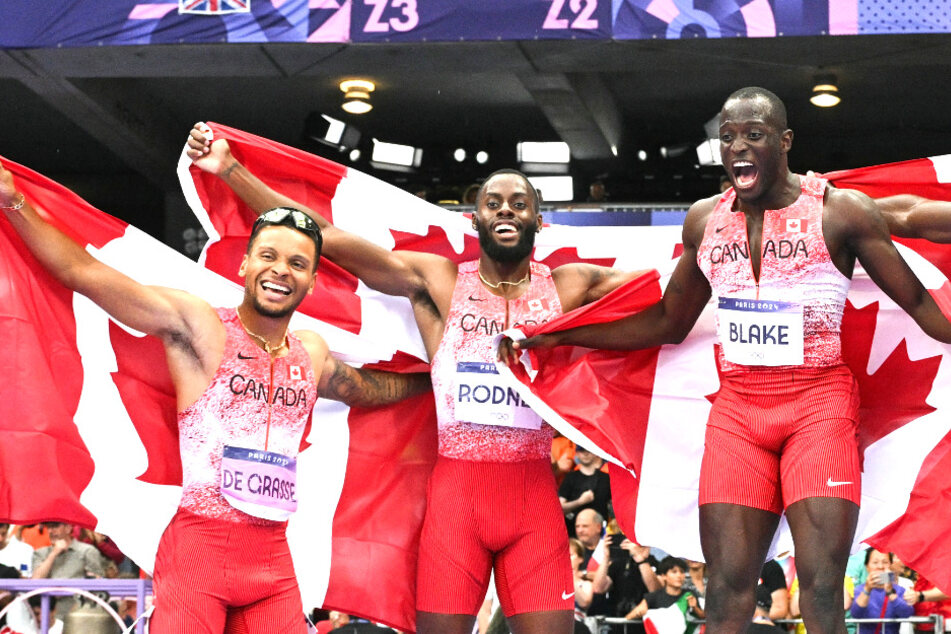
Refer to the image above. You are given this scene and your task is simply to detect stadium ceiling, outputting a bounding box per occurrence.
[1,32,950,205]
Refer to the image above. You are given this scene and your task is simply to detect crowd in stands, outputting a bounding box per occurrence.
[3,435,950,634]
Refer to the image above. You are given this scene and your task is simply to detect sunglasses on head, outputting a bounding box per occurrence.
[252,207,320,239]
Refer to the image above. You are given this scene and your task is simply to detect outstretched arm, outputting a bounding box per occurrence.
[298,330,430,407]
[504,200,714,357]
[836,189,951,343]
[186,123,453,304]
[0,161,207,352]
[319,357,431,408]
[877,194,951,242]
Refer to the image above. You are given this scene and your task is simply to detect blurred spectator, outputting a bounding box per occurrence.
[848,547,871,589]
[586,181,609,203]
[850,549,914,634]
[718,175,731,193]
[624,556,704,622]
[559,446,611,538]
[0,524,33,577]
[574,509,604,568]
[758,559,790,620]
[905,574,951,633]
[14,526,50,551]
[551,432,575,486]
[750,585,786,633]
[570,538,596,615]
[789,573,854,634]
[594,534,660,633]
[682,560,706,601]
[31,522,106,619]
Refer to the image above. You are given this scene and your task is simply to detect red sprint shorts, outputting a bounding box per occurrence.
[416,457,573,617]
[150,509,305,634]
[699,364,861,515]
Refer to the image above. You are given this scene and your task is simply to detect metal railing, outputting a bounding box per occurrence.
[0,578,153,634]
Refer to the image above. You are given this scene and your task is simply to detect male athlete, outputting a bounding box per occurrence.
[186,124,642,634]
[0,162,428,633]
[505,87,951,634]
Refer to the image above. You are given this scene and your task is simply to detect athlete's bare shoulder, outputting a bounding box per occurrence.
[683,193,721,248]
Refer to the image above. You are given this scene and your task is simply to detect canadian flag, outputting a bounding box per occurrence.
[4,123,951,634]
[785,218,808,232]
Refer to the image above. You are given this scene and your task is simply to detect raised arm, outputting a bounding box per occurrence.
[187,123,453,305]
[877,194,951,242]
[833,188,951,343]
[0,162,211,357]
[552,264,652,312]
[508,200,714,355]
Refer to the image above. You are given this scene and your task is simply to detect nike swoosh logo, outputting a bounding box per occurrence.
[561,591,575,600]
[468,296,485,301]
[826,477,852,487]
[238,352,255,360]
[715,226,727,233]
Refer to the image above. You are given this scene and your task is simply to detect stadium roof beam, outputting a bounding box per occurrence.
[517,72,622,161]
[2,49,182,190]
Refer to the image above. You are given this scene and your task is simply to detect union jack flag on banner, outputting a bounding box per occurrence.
[179,0,250,15]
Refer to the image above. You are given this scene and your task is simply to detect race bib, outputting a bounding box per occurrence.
[718,297,804,366]
[454,361,542,430]
[220,445,297,521]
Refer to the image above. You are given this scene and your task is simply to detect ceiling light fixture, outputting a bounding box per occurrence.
[810,74,841,108]
[453,148,466,162]
[340,79,375,115]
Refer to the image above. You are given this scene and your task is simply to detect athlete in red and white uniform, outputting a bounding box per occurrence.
[421,261,570,616]
[0,158,429,634]
[152,307,317,632]
[188,127,643,634]
[696,174,861,513]
[508,87,951,633]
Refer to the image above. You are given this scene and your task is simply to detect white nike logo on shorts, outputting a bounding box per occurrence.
[562,591,575,600]
[826,477,852,487]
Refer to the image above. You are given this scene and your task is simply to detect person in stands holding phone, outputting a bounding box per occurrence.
[850,549,914,634]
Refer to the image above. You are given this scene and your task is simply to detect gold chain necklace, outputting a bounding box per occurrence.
[478,268,530,289]
[236,310,288,356]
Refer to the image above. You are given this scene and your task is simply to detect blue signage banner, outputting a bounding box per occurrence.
[350,0,612,43]
[1,0,950,48]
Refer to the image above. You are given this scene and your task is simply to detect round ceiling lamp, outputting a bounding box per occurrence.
[340,79,375,114]
[810,74,841,108]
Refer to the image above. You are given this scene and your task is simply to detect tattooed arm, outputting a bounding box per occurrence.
[298,329,430,407]
[319,357,431,407]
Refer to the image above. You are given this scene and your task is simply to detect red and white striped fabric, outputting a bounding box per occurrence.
[498,154,951,594]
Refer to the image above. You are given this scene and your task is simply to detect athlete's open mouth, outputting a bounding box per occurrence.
[493,221,518,236]
[262,280,292,296]
[732,161,758,188]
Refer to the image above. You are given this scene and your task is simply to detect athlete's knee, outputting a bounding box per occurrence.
[798,579,842,615]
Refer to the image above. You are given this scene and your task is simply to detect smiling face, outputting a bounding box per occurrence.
[718,94,793,205]
[240,225,318,319]
[473,172,542,264]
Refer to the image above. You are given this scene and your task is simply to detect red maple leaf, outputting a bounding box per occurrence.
[841,301,941,455]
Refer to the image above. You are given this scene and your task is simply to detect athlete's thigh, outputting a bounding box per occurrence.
[493,461,572,618]
[416,459,493,616]
[150,514,229,634]
[700,394,783,514]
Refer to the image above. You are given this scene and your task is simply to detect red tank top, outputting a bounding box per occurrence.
[177,307,317,523]
[430,261,561,462]
[697,175,851,373]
